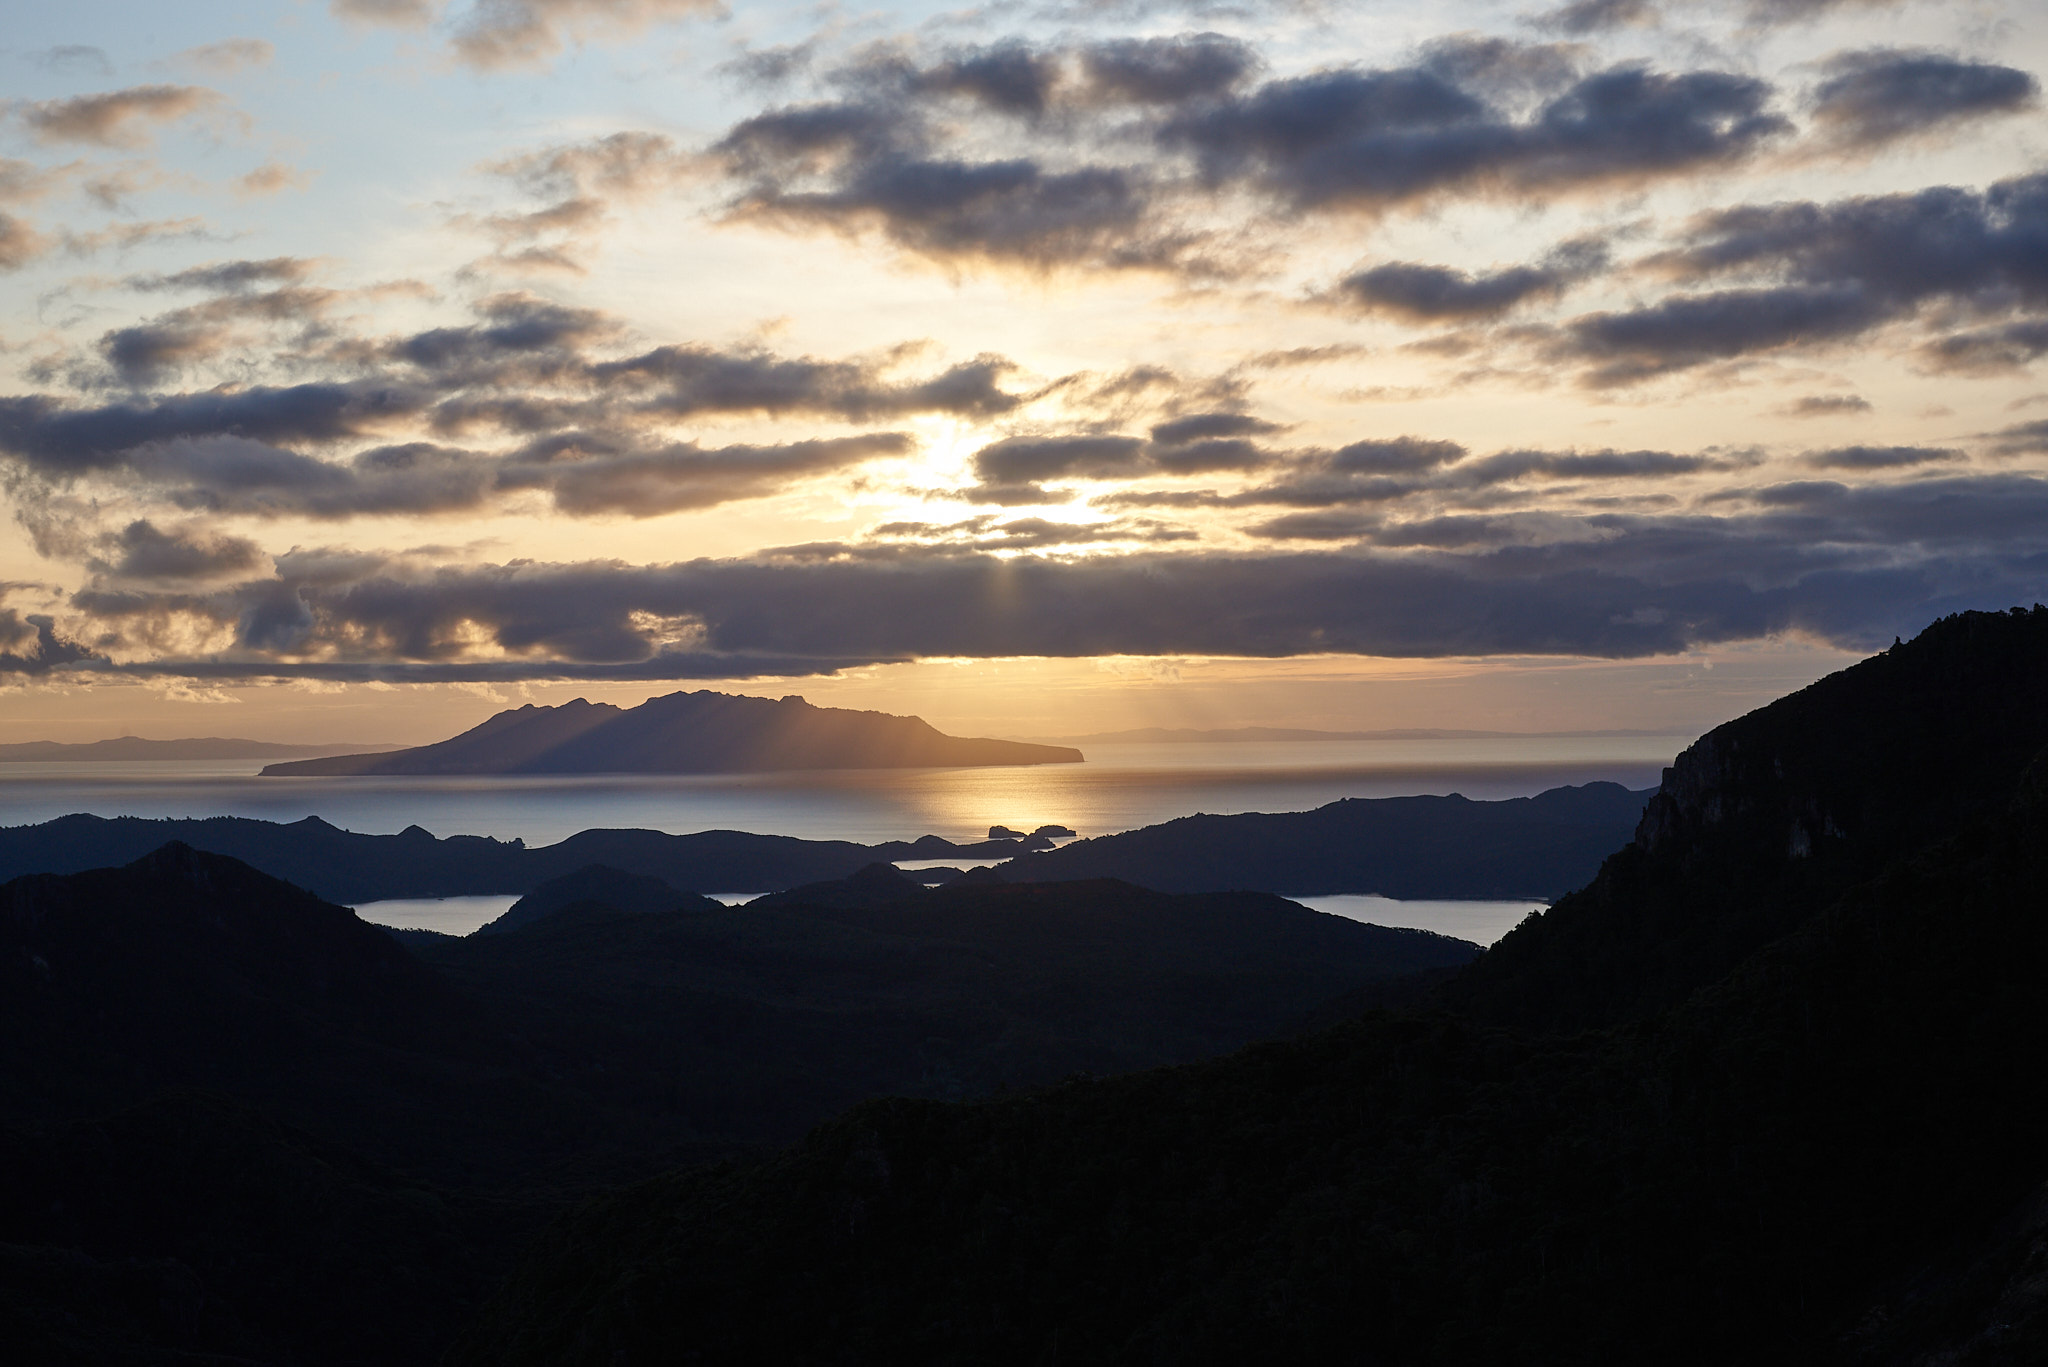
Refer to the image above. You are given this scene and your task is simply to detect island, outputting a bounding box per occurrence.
[260,689,1083,776]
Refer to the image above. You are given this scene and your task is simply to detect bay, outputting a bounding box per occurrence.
[352,890,1546,945]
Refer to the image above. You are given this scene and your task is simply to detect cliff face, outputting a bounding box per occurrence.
[262,690,1083,776]
[1446,606,2048,1032]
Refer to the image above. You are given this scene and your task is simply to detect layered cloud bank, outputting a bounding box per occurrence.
[1,0,2045,692]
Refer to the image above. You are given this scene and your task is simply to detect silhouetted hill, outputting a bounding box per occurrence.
[0,841,1477,1362]
[450,607,2048,1366]
[999,780,1651,899]
[0,783,1653,903]
[1444,605,2048,1032]
[405,878,1478,1133]
[478,864,722,935]
[261,690,1082,775]
[0,814,1024,903]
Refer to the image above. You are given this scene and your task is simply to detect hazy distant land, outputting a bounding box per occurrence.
[0,736,400,763]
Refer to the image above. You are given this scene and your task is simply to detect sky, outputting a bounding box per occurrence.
[0,0,2044,744]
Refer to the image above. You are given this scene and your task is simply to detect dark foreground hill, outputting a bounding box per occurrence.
[0,847,1471,1364]
[261,690,1081,775]
[452,607,2048,1366]
[999,780,1650,899]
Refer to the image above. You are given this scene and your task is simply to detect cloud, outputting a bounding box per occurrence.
[1163,62,1788,211]
[169,39,276,75]
[90,519,266,580]
[0,610,103,676]
[857,513,1197,551]
[958,421,1281,501]
[330,0,441,24]
[1334,237,1608,320]
[1802,444,1962,470]
[512,433,913,516]
[13,85,228,148]
[32,472,2048,678]
[1076,33,1260,104]
[1781,394,1872,417]
[0,213,51,271]
[96,273,343,384]
[449,0,723,71]
[1536,0,1658,35]
[26,46,115,77]
[1918,321,2048,375]
[468,131,700,271]
[704,40,1790,274]
[1986,419,2048,457]
[1808,49,2038,151]
[233,160,311,197]
[1550,170,2048,382]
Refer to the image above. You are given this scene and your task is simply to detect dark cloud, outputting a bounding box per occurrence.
[1553,171,2048,382]
[1558,287,1888,385]
[1244,509,1378,540]
[963,423,1280,499]
[909,42,1066,117]
[1149,411,1284,445]
[1077,34,1259,105]
[129,257,317,294]
[584,348,1023,423]
[1809,49,2038,151]
[1803,444,1963,470]
[1986,420,2048,457]
[1336,237,1608,320]
[1328,437,1467,474]
[514,433,914,517]
[706,40,1789,273]
[98,281,343,385]
[0,289,1031,522]
[973,434,1148,484]
[1537,0,1658,36]
[1163,63,1787,211]
[1782,394,1872,417]
[91,519,266,580]
[862,513,1197,551]
[31,472,2048,678]
[13,85,227,148]
[727,148,1176,271]
[1919,321,2048,375]
[0,605,104,676]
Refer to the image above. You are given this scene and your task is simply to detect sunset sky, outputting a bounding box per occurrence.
[2,0,2044,744]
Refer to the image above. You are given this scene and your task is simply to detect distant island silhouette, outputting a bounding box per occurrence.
[0,736,399,762]
[260,690,1083,776]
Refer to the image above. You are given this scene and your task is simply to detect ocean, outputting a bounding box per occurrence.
[0,735,1680,947]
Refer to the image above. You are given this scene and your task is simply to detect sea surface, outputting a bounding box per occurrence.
[0,735,1681,847]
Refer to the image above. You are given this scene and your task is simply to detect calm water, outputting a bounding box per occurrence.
[0,736,1680,848]
[353,890,1544,946]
